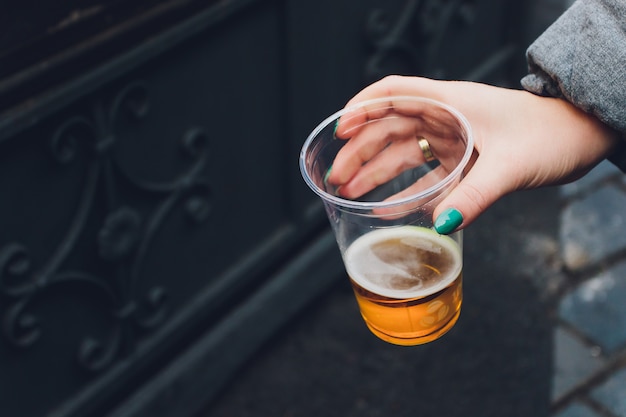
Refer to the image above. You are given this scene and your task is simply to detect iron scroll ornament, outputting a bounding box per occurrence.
[364,0,475,82]
[0,81,212,372]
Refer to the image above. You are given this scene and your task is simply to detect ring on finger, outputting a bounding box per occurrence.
[417,137,435,162]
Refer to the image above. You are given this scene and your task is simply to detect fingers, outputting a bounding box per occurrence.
[331,75,501,233]
[335,78,456,140]
[328,115,424,186]
[344,75,450,108]
[336,137,432,199]
[345,76,501,233]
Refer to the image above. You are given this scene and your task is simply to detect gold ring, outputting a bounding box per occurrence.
[418,138,435,162]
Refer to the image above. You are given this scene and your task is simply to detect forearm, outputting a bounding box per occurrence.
[521,0,626,168]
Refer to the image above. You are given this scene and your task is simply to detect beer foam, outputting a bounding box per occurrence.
[345,226,462,299]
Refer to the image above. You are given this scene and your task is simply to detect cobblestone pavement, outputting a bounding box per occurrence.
[550,161,626,417]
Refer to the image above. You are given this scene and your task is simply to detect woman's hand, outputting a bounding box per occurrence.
[327,75,620,233]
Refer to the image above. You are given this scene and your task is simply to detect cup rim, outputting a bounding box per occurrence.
[299,95,475,211]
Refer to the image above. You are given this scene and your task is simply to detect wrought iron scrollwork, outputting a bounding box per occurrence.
[0,80,212,373]
[364,0,475,82]
[0,243,32,297]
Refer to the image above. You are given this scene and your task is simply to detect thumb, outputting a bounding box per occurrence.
[432,158,512,234]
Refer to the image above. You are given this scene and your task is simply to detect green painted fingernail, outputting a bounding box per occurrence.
[324,165,333,184]
[333,119,339,138]
[434,208,463,234]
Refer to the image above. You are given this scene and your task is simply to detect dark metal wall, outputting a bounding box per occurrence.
[0,1,535,416]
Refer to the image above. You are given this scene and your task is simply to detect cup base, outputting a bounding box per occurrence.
[365,308,461,346]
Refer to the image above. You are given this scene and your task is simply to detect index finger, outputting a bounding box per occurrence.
[345,75,448,108]
[335,95,454,140]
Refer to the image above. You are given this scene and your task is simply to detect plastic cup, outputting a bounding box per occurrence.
[300,96,474,345]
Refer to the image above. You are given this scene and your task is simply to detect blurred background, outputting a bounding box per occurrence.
[0,1,578,416]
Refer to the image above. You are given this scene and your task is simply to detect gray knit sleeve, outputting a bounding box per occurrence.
[520,0,626,169]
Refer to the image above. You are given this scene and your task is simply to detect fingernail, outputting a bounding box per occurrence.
[324,165,333,184]
[434,208,463,234]
[333,119,339,138]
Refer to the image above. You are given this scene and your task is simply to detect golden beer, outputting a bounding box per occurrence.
[345,226,463,346]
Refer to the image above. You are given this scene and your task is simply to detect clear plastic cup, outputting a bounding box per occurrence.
[300,96,474,345]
